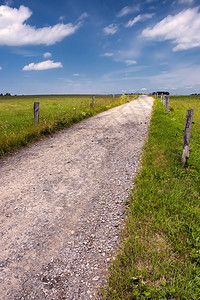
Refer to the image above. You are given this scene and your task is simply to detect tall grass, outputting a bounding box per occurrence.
[102,95,200,299]
[0,94,137,157]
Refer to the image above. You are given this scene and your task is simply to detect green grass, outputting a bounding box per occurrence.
[0,94,137,157]
[102,95,200,299]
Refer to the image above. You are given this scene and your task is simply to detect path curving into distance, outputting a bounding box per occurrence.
[0,96,154,299]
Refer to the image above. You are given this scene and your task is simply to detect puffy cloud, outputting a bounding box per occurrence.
[73,73,80,76]
[125,14,154,28]
[22,60,63,71]
[103,24,118,35]
[125,60,137,65]
[0,66,2,70]
[142,7,200,51]
[0,5,82,46]
[117,5,140,17]
[43,52,52,58]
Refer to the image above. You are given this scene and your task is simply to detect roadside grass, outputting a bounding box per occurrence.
[102,95,200,299]
[0,94,136,157]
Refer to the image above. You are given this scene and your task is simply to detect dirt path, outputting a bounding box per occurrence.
[0,96,153,299]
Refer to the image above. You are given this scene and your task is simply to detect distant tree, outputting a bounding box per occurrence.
[4,93,11,96]
[0,93,3,96]
[156,91,170,95]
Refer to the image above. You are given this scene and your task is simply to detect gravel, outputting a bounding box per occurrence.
[0,96,153,299]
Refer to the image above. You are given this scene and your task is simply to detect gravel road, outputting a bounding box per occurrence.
[0,96,153,299]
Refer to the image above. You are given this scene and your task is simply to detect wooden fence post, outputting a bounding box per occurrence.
[113,94,115,100]
[165,96,170,114]
[163,94,165,106]
[181,109,194,165]
[161,94,163,102]
[92,96,95,108]
[34,102,39,124]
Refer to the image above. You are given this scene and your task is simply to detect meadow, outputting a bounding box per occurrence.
[1,94,200,298]
[0,94,136,157]
[103,95,200,299]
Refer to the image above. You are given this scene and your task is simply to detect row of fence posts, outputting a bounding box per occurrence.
[33,95,118,125]
[157,93,194,165]
[33,96,97,125]
[34,94,194,166]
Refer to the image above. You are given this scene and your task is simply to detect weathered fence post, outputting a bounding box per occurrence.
[165,96,170,114]
[161,93,163,102]
[92,96,95,108]
[163,94,165,106]
[34,102,39,124]
[113,94,115,100]
[181,109,194,165]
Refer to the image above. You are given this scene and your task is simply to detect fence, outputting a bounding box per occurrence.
[33,95,120,125]
[159,94,194,166]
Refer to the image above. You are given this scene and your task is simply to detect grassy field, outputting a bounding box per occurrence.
[103,95,200,299]
[0,94,136,157]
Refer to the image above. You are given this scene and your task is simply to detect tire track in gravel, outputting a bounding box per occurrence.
[0,96,154,299]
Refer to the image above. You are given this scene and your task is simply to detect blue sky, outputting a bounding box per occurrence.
[0,0,200,95]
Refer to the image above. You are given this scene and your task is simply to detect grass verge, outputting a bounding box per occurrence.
[0,94,137,157]
[102,96,200,299]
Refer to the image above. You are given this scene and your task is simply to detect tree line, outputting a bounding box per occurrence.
[0,93,11,97]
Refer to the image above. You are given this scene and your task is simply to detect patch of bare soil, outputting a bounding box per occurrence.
[0,96,153,299]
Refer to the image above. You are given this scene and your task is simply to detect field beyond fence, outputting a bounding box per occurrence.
[0,94,136,157]
[103,95,200,299]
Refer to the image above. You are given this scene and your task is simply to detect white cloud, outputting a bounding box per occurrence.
[140,87,147,90]
[12,49,38,57]
[22,60,63,71]
[126,15,141,28]
[0,5,82,46]
[178,0,194,3]
[153,66,200,90]
[43,52,52,58]
[117,6,132,17]
[0,66,2,70]
[125,14,154,28]
[59,16,65,22]
[117,5,140,17]
[102,52,114,57]
[73,73,80,76]
[78,12,89,21]
[142,7,200,51]
[103,24,118,35]
[125,60,137,65]
[102,63,200,94]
